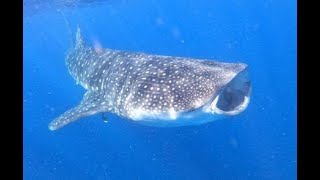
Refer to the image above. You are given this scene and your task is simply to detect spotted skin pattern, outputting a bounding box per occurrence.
[48,28,251,131]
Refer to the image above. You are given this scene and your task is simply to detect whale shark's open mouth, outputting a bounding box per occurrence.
[209,67,251,116]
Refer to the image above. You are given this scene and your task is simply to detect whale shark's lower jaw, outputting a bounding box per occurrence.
[206,66,251,116]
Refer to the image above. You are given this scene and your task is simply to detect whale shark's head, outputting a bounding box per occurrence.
[124,60,251,127]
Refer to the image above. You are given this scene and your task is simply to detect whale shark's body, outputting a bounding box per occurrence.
[48,28,251,131]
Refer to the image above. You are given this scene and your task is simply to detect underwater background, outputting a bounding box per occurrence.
[23,0,297,179]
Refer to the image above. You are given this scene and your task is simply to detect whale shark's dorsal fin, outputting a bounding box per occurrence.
[75,26,84,49]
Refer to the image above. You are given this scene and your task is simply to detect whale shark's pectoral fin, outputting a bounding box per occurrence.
[48,91,105,131]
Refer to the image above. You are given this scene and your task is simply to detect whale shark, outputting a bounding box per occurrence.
[48,28,251,131]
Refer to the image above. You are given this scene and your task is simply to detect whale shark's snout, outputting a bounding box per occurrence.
[208,65,251,116]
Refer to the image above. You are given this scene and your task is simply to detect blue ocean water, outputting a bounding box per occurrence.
[23,0,297,179]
